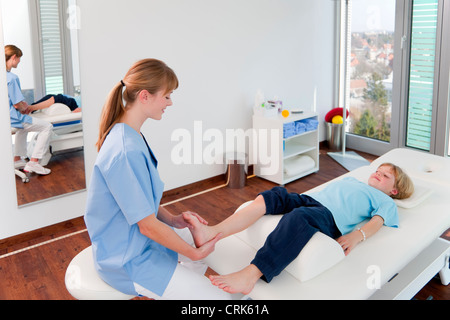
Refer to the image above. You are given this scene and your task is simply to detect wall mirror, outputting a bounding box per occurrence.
[2,0,85,206]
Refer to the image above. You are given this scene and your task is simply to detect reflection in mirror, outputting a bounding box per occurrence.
[2,0,85,206]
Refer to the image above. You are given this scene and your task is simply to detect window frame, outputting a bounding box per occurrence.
[28,0,75,98]
[337,0,450,157]
[434,0,450,157]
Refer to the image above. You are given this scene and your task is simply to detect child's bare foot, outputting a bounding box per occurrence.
[183,212,216,247]
[209,264,262,295]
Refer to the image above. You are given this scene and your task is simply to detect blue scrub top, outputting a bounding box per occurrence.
[84,123,177,296]
[309,177,399,235]
[7,71,32,129]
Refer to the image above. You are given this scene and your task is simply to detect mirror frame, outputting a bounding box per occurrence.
[3,0,86,207]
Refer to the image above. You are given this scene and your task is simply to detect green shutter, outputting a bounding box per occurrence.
[39,0,65,95]
[406,0,438,151]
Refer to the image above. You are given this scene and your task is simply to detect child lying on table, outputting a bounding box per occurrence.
[185,163,414,295]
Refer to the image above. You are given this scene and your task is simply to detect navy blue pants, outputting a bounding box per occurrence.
[251,187,342,283]
[33,94,79,111]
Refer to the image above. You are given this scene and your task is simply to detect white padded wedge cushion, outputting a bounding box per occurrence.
[32,104,82,125]
[41,103,71,116]
[233,202,345,282]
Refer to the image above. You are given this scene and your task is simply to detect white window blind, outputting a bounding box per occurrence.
[406,0,438,151]
[39,0,64,95]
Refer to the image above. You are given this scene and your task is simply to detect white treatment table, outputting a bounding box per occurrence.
[28,103,83,165]
[203,148,450,300]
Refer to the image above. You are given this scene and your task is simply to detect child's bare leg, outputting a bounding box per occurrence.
[209,264,263,295]
[185,195,267,247]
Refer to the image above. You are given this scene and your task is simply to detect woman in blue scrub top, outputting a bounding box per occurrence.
[84,59,232,300]
[5,45,53,175]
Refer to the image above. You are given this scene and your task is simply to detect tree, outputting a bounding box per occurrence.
[361,72,390,142]
[354,109,377,137]
[363,73,388,107]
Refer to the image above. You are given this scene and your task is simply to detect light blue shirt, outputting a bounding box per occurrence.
[6,71,32,129]
[84,123,177,296]
[309,177,399,235]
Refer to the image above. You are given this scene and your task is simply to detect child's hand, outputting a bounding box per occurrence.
[336,231,363,256]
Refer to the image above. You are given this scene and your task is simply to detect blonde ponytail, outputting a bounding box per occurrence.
[96,82,126,151]
[96,59,178,151]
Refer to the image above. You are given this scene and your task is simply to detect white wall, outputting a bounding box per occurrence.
[0,7,87,240]
[0,0,336,239]
[79,0,337,191]
[1,0,35,90]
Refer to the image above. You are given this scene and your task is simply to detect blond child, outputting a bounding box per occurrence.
[186,163,414,295]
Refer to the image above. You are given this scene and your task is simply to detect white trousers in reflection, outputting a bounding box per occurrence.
[14,118,52,160]
[133,228,234,300]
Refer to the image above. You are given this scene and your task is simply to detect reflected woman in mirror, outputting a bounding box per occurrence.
[5,45,52,175]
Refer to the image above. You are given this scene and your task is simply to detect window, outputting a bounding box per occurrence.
[39,0,65,94]
[405,0,438,151]
[338,0,401,156]
[29,0,80,98]
[338,0,450,157]
[404,0,450,156]
[347,0,396,143]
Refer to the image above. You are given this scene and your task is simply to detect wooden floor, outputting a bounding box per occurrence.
[0,147,448,300]
[15,149,86,206]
